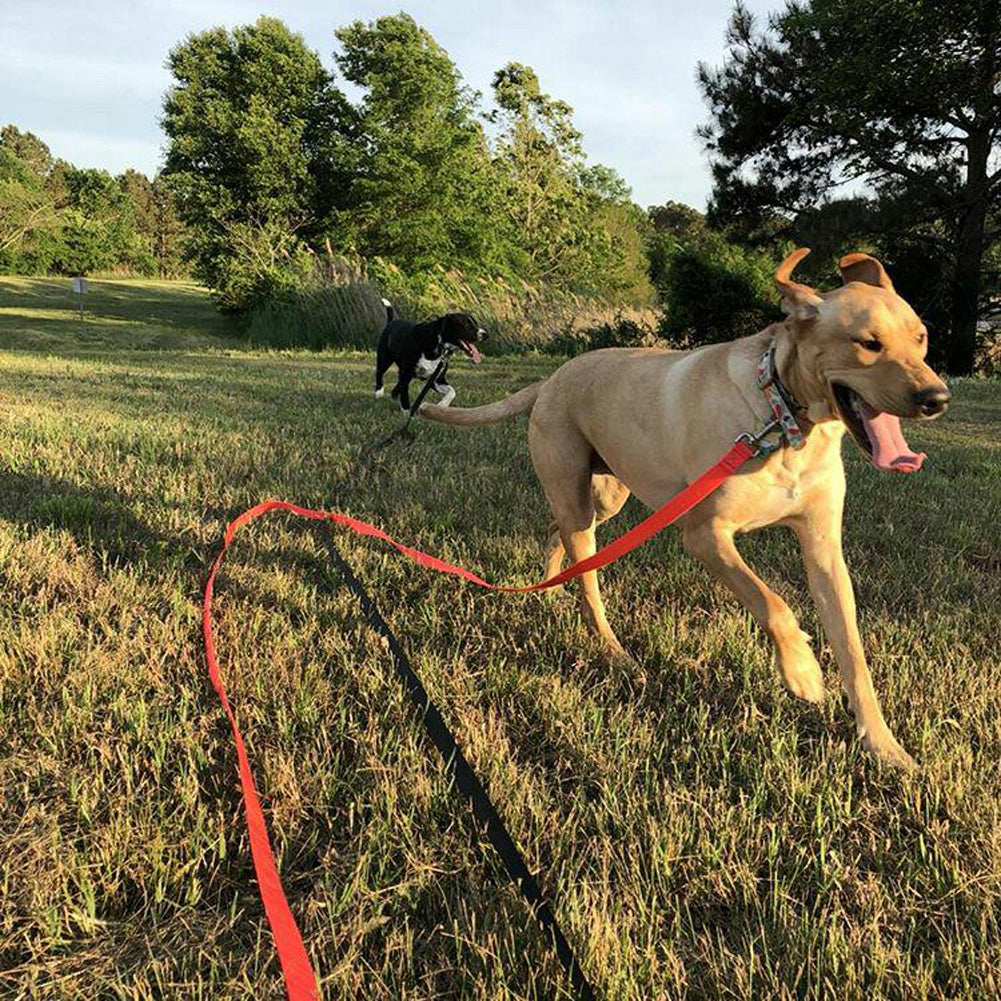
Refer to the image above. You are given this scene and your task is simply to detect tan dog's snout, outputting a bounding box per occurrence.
[913,384,950,418]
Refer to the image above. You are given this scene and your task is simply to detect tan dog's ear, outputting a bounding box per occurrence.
[775,248,822,321]
[838,252,895,292]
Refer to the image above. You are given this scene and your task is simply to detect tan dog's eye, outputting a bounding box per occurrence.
[856,338,882,352]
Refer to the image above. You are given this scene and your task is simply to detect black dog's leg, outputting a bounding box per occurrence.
[374,343,391,398]
[393,374,413,412]
[433,378,456,407]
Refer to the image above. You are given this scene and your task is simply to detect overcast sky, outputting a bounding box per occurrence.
[1,0,777,210]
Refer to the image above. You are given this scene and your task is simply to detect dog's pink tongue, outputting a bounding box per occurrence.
[463,342,482,364]
[858,404,925,473]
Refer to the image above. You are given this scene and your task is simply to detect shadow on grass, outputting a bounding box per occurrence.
[0,277,231,325]
[0,468,197,571]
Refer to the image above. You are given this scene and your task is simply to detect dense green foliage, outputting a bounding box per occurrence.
[162,17,350,310]
[657,231,781,347]
[699,0,1001,373]
[330,16,504,274]
[0,126,185,277]
[160,14,655,313]
[646,200,781,346]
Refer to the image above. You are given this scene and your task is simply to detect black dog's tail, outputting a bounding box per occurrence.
[381,297,394,323]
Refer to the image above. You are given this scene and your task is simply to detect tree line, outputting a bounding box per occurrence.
[0,125,186,277]
[698,0,1000,374]
[3,3,998,373]
[160,14,655,314]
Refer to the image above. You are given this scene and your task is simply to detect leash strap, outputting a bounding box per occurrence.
[201,438,757,1000]
[363,353,452,454]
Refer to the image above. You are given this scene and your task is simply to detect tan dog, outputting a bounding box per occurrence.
[422,250,949,768]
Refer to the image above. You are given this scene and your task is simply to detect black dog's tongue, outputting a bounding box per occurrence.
[459,340,482,364]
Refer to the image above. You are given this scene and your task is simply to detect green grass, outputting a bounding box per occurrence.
[1,276,999,1000]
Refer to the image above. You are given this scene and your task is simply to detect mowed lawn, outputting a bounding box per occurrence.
[1,277,999,1000]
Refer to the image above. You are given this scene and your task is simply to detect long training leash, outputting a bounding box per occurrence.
[202,415,789,1000]
[322,534,596,998]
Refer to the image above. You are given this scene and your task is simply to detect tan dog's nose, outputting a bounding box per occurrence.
[913,386,950,417]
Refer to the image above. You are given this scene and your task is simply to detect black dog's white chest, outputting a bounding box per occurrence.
[414,353,441,379]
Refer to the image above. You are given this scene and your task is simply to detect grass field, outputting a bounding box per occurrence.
[1,277,999,1000]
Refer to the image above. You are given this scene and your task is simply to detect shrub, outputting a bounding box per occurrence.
[246,258,389,350]
[209,220,315,312]
[657,230,781,347]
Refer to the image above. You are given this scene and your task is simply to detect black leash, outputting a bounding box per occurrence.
[363,349,453,455]
[320,530,597,1000]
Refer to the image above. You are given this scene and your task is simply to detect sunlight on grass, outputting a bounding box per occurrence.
[0,277,998,999]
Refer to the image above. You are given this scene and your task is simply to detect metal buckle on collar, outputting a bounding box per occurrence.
[756,343,806,450]
[735,418,783,456]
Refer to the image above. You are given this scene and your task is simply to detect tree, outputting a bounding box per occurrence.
[646,201,707,292]
[578,166,656,302]
[699,0,1001,373]
[119,169,187,276]
[56,166,147,274]
[655,227,780,347]
[0,125,54,179]
[0,147,58,261]
[162,16,351,305]
[0,129,64,273]
[331,13,503,272]
[489,62,594,284]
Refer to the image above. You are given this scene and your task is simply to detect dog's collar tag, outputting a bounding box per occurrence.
[757,343,806,449]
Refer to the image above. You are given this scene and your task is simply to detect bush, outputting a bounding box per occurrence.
[208,220,315,312]
[657,230,781,347]
[246,258,389,350]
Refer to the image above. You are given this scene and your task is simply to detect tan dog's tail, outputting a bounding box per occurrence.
[420,380,546,426]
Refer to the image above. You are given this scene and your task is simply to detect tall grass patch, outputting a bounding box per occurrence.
[5,278,1000,999]
[245,252,660,355]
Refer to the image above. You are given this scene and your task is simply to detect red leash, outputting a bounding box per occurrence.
[202,439,756,999]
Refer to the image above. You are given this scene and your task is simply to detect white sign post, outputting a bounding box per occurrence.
[71,276,87,322]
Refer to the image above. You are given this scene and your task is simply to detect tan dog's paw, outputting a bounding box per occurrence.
[598,635,640,668]
[860,727,917,772]
[604,645,646,686]
[777,638,826,704]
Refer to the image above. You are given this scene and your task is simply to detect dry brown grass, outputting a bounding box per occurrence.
[246,253,660,354]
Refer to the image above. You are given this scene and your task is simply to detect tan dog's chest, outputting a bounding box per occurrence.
[713,423,847,532]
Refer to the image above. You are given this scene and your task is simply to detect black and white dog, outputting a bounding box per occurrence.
[374,299,487,412]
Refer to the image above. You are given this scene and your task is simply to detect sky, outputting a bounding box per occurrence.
[0,0,777,210]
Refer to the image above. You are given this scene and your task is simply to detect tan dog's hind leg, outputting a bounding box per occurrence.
[542,474,630,588]
[530,424,629,660]
[792,511,915,770]
[561,521,629,661]
[544,523,565,581]
[683,518,826,704]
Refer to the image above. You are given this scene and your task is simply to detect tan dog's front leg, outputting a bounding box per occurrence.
[793,512,915,770]
[683,518,825,703]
